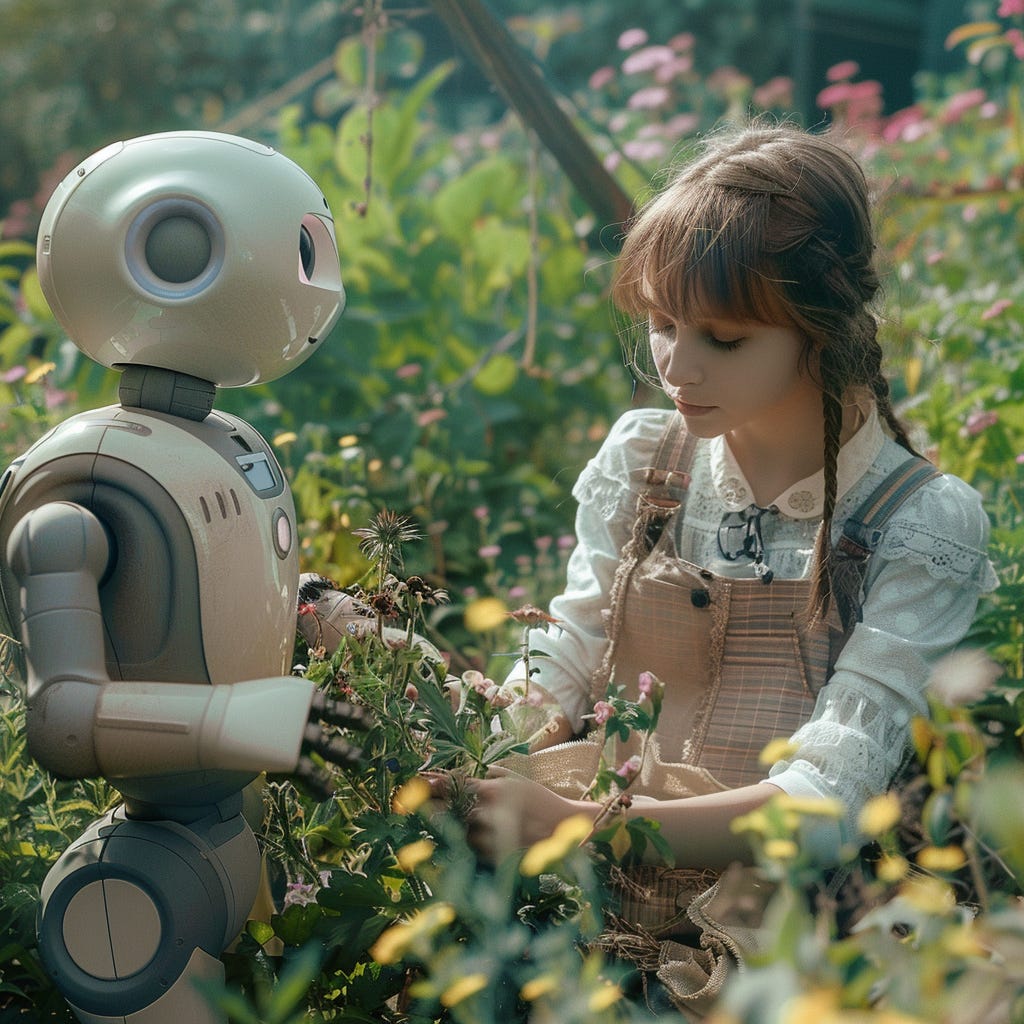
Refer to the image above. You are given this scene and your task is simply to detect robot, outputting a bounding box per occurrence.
[0,132,367,1024]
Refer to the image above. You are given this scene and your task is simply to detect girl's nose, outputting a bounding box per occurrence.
[663,332,703,388]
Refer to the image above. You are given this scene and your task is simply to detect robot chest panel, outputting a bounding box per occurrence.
[106,414,299,682]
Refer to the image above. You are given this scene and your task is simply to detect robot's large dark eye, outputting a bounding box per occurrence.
[145,215,212,283]
[299,224,315,280]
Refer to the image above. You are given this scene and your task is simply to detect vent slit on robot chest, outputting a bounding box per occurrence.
[199,491,244,523]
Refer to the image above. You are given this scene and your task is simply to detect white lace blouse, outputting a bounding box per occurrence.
[514,406,998,860]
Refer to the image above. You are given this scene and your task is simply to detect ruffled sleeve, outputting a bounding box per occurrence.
[769,472,997,862]
[508,408,676,730]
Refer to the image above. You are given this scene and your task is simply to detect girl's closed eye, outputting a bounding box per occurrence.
[704,332,744,352]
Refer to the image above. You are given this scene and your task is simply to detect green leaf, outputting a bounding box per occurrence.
[473,353,518,396]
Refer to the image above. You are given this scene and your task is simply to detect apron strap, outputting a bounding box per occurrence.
[590,415,698,704]
[833,455,942,629]
[838,457,941,560]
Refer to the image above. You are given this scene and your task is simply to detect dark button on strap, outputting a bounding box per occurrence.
[690,588,711,608]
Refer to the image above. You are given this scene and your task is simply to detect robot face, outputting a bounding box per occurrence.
[36,132,345,387]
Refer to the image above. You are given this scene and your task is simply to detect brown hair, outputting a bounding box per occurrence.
[612,121,918,623]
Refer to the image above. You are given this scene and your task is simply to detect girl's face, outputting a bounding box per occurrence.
[649,313,822,442]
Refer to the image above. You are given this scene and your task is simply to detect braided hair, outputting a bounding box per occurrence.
[611,121,918,623]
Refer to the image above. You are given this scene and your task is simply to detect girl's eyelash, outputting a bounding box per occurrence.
[706,334,743,351]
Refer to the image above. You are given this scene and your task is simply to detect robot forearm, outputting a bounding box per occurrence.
[92,676,315,776]
[25,676,317,778]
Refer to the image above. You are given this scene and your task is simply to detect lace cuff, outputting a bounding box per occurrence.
[877,521,998,590]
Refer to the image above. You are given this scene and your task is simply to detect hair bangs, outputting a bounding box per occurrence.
[614,185,794,330]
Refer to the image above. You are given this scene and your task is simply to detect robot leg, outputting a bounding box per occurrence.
[37,802,260,1024]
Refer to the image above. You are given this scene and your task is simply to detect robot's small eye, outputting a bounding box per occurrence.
[299,225,315,280]
[145,215,212,283]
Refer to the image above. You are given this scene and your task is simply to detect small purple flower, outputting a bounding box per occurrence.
[283,882,318,908]
[592,700,615,725]
[614,755,642,783]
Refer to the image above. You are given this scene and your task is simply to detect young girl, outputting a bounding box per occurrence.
[459,122,997,1012]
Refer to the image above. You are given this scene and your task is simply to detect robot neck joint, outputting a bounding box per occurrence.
[119,366,216,421]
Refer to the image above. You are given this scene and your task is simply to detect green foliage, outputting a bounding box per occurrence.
[2,2,1024,1021]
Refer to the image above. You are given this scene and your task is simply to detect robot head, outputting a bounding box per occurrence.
[36,131,345,387]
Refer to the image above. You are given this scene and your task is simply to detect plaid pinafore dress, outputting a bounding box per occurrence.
[573,415,938,1014]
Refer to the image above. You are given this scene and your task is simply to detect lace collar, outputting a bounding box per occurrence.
[709,406,885,519]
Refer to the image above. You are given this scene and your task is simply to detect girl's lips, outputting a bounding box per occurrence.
[674,399,716,416]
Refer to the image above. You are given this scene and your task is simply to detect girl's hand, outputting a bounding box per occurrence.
[426,767,598,862]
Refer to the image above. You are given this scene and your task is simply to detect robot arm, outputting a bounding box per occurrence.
[8,501,364,781]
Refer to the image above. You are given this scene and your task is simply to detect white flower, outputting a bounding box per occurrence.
[928,649,1002,706]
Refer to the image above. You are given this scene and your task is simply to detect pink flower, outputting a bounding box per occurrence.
[588,66,615,91]
[826,60,860,81]
[395,362,421,379]
[614,755,642,783]
[592,700,615,725]
[417,408,447,427]
[622,45,676,74]
[637,671,656,698]
[752,76,793,108]
[669,32,695,52]
[981,297,1013,320]
[1006,28,1024,58]
[882,104,928,142]
[941,88,988,124]
[999,0,1024,15]
[926,251,945,265]
[623,138,668,161]
[617,28,649,50]
[962,410,999,437]
[478,544,502,558]
[1016,453,1024,464]
[654,55,694,83]
[817,82,856,108]
[2,366,26,383]
[627,86,670,110]
[557,534,576,550]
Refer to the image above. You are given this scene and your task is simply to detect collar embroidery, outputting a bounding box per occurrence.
[709,406,885,519]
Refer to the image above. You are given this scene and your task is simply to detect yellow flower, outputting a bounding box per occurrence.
[520,974,558,1001]
[440,972,488,1007]
[396,838,435,873]
[764,838,799,861]
[338,433,359,447]
[916,845,966,873]
[858,792,902,837]
[774,794,845,819]
[272,431,298,446]
[24,361,56,385]
[730,809,771,837]
[520,814,593,876]
[899,875,955,914]
[391,776,432,815]
[587,982,623,1012]
[759,737,798,766]
[779,987,840,1024]
[876,853,910,883]
[464,596,509,633]
[942,922,985,958]
[369,902,456,964]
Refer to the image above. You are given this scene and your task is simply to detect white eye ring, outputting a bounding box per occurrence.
[125,198,225,301]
